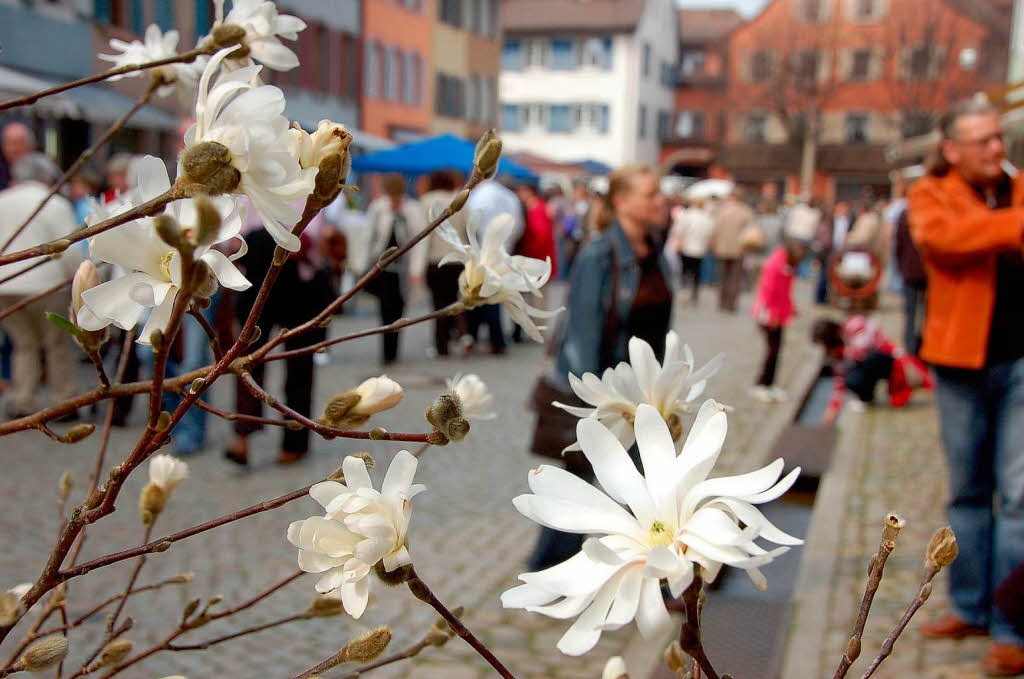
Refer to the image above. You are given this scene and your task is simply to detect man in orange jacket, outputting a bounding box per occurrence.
[909,98,1024,676]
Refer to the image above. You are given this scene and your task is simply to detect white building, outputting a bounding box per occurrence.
[498,0,678,169]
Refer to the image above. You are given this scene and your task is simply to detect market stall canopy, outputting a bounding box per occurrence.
[351,134,537,179]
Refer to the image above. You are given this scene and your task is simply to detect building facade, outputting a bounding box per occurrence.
[498,0,678,168]
[432,0,501,140]
[361,0,432,140]
[664,0,1009,201]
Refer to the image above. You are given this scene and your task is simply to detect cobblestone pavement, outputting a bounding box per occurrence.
[785,306,1001,679]
[0,279,824,679]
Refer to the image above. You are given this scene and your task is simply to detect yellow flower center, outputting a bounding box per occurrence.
[159,251,175,280]
[649,520,673,548]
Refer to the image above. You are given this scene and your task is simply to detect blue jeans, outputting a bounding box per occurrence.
[934,358,1024,644]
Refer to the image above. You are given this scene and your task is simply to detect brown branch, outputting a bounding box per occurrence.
[187,307,223,361]
[406,568,518,679]
[833,514,904,679]
[105,524,154,637]
[295,639,431,679]
[189,399,297,429]
[0,45,212,113]
[677,569,719,679]
[860,563,941,679]
[166,613,306,651]
[57,486,315,583]
[148,282,194,428]
[0,188,180,268]
[0,80,161,253]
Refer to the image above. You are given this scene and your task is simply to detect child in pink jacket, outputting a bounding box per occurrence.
[750,239,808,402]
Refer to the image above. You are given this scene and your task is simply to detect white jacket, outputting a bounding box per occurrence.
[0,181,82,296]
[669,207,714,258]
[364,195,428,277]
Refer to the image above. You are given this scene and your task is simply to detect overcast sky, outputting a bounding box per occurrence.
[675,0,768,17]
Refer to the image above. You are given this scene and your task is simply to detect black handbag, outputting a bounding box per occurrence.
[528,242,620,464]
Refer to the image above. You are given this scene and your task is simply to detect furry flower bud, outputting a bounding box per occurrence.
[139,482,167,525]
[925,525,958,568]
[211,23,246,47]
[154,214,185,251]
[71,261,101,322]
[473,130,502,179]
[0,592,24,627]
[21,635,68,672]
[341,626,392,663]
[306,594,346,618]
[323,392,361,424]
[98,638,133,667]
[663,641,686,673]
[191,195,222,247]
[425,392,463,429]
[445,417,470,442]
[59,423,96,444]
[181,141,240,194]
[350,376,403,416]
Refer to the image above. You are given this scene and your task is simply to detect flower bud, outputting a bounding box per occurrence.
[369,427,387,440]
[58,423,96,444]
[664,641,686,673]
[882,513,905,543]
[139,482,167,525]
[323,391,361,424]
[341,626,392,663]
[445,417,470,442]
[98,638,133,667]
[181,141,240,194]
[154,213,185,251]
[169,572,195,584]
[181,598,201,622]
[426,392,463,429]
[925,525,958,568]
[350,376,403,416]
[191,195,222,247]
[449,189,470,213]
[426,430,450,446]
[373,561,413,587]
[156,411,172,432]
[603,656,628,679]
[473,130,502,179]
[306,594,346,618]
[919,581,933,602]
[406,577,431,603]
[0,591,23,626]
[58,470,73,497]
[20,635,68,672]
[313,154,343,204]
[71,261,101,322]
[211,23,246,47]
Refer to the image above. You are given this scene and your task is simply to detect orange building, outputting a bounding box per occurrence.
[362,0,434,140]
[664,0,1010,202]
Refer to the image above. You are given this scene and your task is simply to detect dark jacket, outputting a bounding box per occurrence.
[894,208,926,285]
[554,222,673,385]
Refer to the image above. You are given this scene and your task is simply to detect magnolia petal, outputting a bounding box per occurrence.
[314,567,346,593]
[576,418,657,528]
[137,290,178,344]
[556,574,621,656]
[519,552,623,598]
[201,249,251,290]
[527,465,638,526]
[582,537,626,566]
[740,466,802,505]
[340,576,369,618]
[299,550,345,574]
[501,583,559,609]
[633,404,678,519]
[627,337,660,397]
[681,458,786,519]
[527,592,596,620]
[512,495,644,542]
[309,481,346,510]
[382,545,411,571]
[342,456,373,491]
[381,450,418,497]
[601,567,645,630]
[634,577,672,639]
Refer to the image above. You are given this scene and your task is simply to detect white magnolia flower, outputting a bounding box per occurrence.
[350,375,403,416]
[286,120,351,170]
[501,403,801,656]
[603,657,628,679]
[186,47,318,251]
[148,454,189,492]
[78,156,250,343]
[447,374,495,420]
[98,24,200,100]
[213,0,306,71]
[8,583,31,600]
[287,451,425,618]
[438,213,559,342]
[556,331,723,452]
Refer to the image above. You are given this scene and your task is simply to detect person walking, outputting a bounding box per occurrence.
[0,121,36,191]
[364,174,427,365]
[908,98,1024,676]
[669,198,714,304]
[529,165,672,570]
[420,170,468,357]
[894,206,926,356]
[710,190,756,312]
[0,153,82,417]
[513,181,558,343]
[749,238,807,403]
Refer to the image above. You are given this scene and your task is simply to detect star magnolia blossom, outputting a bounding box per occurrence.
[555,331,723,452]
[603,657,628,679]
[186,47,317,251]
[437,213,559,342]
[98,24,202,101]
[501,403,801,656]
[78,156,250,343]
[286,120,351,170]
[446,374,495,420]
[350,375,403,416]
[212,0,306,71]
[287,451,424,618]
[148,454,189,492]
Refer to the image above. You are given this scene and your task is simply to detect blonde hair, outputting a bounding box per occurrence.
[592,165,655,231]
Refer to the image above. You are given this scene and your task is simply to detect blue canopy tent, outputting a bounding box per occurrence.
[351,134,537,180]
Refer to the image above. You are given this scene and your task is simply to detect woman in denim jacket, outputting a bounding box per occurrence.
[531,165,674,570]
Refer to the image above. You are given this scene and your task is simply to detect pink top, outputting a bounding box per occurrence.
[751,246,795,328]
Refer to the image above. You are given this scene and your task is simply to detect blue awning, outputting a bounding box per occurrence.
[351,134,537,180]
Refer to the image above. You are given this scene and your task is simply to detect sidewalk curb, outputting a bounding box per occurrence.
[748,345,824,469]
[779,412,862,678]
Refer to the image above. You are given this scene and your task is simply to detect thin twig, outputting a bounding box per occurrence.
[187,307,223,361]
[0,46,211,113]
[295,639,431,679]
[406,568,518,679]
[860,563,941,679]
[0,259,47,286]
[105,524,154,636]
[166,613,306,651]
[833,514,904,679]
[190,399,297,428]
[0,80,161,253]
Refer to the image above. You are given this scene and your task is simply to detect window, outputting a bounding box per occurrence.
[549,105,574,133]
[638,104,647,138]
[661,61,676,87]
[502,104,523,132]
[795,49,820,84]
[466,75,480,121]
[439,0,462,26]
[411,54,423,104]
[318,25,331,93]
[852,0,876,19]
[657,111,672,141]
[529,39,548,67]
[481,77,495,123]
[906,45,937,80]
[849,48,872,80]
[344,36,361,100]
[526,103,546,128]
[402,51,415,103]
[681,50,706,77]
[845,113,869,143]
[745,113,767,143]
[592,104,610,134]
[583,37,613,69]
[642,43,652,78]
[385,46,399,100]
[800,0,826,22]
[750,50,775,81]
[503,40,525,70]
[550,39,577,70]
[436,73,466,118]
[365,40,379,97]
[675,111,706,138]
[902,111,934,138]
